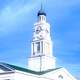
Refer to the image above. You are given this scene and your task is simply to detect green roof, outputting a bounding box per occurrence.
[0,62,62,75]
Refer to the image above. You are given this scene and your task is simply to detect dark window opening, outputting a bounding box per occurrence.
[58,75,63,79]
[36,42,40,53]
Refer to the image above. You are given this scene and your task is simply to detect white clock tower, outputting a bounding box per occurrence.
[28,7,56,72]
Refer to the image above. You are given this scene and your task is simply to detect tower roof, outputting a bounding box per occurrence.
[37,9,46,16]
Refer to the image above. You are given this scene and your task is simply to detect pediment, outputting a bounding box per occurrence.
[42,67,76,80]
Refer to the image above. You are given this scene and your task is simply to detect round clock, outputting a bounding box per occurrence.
[36,26,42,34]
[45,28,49,33]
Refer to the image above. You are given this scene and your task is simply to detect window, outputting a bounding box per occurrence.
[33,43,35,55]
[33,52,35,55]
[36,42,40,53]
[39,16,41,21]
[41,41,43,53]
[58,75,63,80]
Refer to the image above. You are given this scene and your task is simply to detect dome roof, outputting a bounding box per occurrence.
[37,9,46,16]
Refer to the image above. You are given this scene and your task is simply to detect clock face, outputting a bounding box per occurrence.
[36,26,42,34]
[46,28,49,33]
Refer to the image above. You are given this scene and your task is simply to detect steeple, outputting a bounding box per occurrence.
[37,2,46,16]
[28,1,56,72]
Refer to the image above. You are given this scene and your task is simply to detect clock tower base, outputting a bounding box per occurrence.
[28,55,56,72]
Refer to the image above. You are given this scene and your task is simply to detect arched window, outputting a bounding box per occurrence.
[58,75,63,80]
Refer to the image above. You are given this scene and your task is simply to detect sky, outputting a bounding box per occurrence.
[0,0,80,79]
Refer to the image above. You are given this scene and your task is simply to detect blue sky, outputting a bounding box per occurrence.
[0,0,80,79]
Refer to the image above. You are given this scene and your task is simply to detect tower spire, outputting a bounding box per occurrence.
[37,0,46,16]
[41,0,43,11]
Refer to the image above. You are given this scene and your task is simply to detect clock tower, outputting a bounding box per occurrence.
[28,7,56,72]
